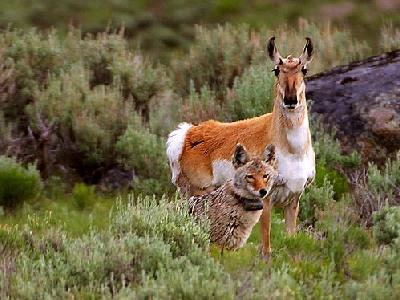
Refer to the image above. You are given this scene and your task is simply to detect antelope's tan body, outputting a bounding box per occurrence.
[181,114,273,193]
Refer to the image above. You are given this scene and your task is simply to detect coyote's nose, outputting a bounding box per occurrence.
[259,189,268,197]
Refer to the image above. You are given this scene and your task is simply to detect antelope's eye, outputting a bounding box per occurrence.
[245,174,254,181]
[302,67,308,75]
[272,67,280,77]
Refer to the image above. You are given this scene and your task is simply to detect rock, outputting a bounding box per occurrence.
[307,50,400,163]
[362,95,400,147]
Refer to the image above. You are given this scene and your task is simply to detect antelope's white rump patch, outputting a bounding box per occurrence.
[166,122,192,184]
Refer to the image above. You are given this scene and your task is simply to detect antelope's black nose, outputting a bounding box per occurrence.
[259,189,268,197]
[283,96,298,108]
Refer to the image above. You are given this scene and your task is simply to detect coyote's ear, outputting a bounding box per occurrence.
[232,144,250,168]
[264,144,276,163]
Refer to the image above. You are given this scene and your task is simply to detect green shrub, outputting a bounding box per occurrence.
[0,0,214,56]
[316,199,362,273]
[148,92,182,137]
[116,118,172,196]
[312,117,361,168]
[78,31,171,121]
[0,29,172,190]
[4,195,232,299]
[77,31,127,87]
[172,24,260,99]
[347,250,382,281]
[380,23,400,52]
[112,54,171,121]
[26,65,132,167]
[71,183,97,210]
[25,61,171,190]
[300,177,334,225]
[368,152,400,198]
[44,176,67,199]
[0,1,397,59]
[177,82,223,124]
[131,257,233,299]
[0,156,42,208]
[344,272,394,300]
[314,163,348,200]
[373,206,400,246]
[0,224,21,299]
[0,112,12,154]
[241,265,303,299]
[344,225,370,250]
[110,196,209,255]
[0,224,25,252]
[0,29,66,122]
[352,153,400,225]
[225,63,275,121]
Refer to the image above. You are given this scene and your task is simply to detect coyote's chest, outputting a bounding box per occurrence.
[188,183,262,250]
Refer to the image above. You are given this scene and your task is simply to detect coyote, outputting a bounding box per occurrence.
[188,144,284,251]
[167,37,315,259]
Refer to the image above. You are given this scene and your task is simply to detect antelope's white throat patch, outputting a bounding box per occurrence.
[286,119,308,153]
[278,119,315,193]
[276,149,315,193]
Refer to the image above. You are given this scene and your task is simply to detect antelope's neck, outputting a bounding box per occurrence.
[271,102,310,155]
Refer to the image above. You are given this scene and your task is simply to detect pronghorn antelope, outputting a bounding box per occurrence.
[167,37,315,259]
[188,144,285,251]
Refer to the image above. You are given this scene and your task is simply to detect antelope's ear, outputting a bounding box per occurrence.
[266,36,283,66]
[264,144,276,163]
[232,144,250,168]
[299,37,313,66]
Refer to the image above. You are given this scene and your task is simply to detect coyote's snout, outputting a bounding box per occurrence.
[188,144,284,251]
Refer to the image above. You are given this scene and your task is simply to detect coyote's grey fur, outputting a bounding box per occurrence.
[188,144,284,250]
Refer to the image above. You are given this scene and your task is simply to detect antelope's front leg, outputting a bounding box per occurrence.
[260,197,272,260]
[284,196,299,235]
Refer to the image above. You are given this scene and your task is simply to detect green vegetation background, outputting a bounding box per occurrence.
[1,0,399,58]
[0,1,400,298]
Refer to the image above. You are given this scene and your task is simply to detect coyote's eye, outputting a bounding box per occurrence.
[245,174,254,182]
[263,174,269,181]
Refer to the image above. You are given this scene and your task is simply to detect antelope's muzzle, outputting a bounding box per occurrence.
[283,96,298,109]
